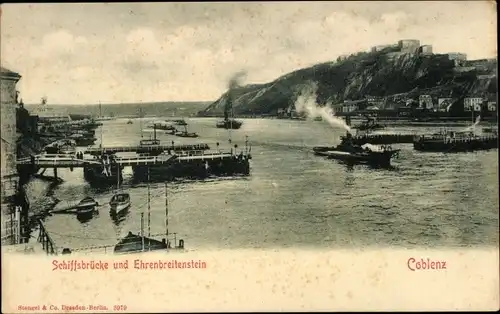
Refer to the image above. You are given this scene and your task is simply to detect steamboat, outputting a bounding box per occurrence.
[216,90,243,129]
[313,133,400,167]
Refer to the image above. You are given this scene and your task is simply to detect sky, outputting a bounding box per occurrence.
[0,1,497,105]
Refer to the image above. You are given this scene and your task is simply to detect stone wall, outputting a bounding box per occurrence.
[1,67,22,245]
[1,73,20,178]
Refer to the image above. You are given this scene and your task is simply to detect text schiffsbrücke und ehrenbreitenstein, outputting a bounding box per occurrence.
[52,259,208,271]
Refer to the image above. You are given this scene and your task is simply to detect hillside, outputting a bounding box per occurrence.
[200,48,497,116]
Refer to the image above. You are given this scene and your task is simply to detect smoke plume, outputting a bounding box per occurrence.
[293,82,352,134]
[461,115,481,132]
[223,70,247,118]
[227,70,247,90]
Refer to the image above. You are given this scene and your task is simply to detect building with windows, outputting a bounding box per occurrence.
[463,97,484,111]
[419,95,434,110]
[438,98,454,112]
[1,66,22,245]
[487,101,497,112]
[339,99,368,113]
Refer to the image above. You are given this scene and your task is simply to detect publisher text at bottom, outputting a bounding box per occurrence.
[17,305,118,312]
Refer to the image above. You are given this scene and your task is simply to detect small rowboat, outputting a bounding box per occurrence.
[110,192,131,214]
[75,197,99,220]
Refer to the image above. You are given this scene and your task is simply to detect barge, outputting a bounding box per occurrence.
[413,130,498,152]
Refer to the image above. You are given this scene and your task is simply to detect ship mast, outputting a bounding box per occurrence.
[230,101,234,144]
[139,107,143,138]
[228,92,233,145]
[99,101,104,156]
[165,181,168,242]
[147,166,151,250]
[140,212,145,252]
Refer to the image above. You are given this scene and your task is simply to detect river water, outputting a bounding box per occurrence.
[35,118,498,250]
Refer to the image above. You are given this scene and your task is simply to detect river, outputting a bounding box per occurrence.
[33,117,498,251]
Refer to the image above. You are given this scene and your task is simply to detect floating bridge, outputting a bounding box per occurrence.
[17,149,251,185]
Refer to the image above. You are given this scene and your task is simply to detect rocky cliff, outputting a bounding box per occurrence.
[201,48,497,115]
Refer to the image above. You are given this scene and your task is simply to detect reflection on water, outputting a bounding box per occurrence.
[76,210,100,224]
[35,118,498,250]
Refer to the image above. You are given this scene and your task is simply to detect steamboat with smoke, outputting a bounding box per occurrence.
[313,133,400,167]
[216,72,244,129]
[292,82,400,167]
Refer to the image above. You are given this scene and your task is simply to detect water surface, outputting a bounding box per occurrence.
[36,118,498,250]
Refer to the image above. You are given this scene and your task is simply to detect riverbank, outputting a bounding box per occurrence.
[15,131,61,243]
[23,178,60,233]
[120,114,497,125]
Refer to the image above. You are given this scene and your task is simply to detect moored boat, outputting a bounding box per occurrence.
[113,182,185,254]
[353,116,385,131]
[175,125,198,138]
[109,163,131,214]
[216,119,243,129]
[149,121,175,131]
[109,192,131,214]
[75,197,99,219]
[174,119,187,126]
[164,119,187,126]
[44,139,77,155]
[69,134,97,146]
[175,131,199,138]
[114,232,169,254]
[413,130,498,152]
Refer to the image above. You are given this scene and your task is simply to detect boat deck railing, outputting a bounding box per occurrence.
[415,134,498,143]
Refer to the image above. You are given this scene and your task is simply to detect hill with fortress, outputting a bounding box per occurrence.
[200,39,497,118]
